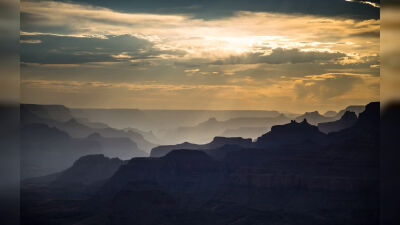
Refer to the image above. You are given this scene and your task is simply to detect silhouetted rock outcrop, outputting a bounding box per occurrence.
[21,102,380,225]
[52,154,124,185]
[336,105,365,118]
[208,136,252,148]
[381,102,400,225]
[150,136,252,158]
[328,102,379,142]
[100,150,225,212]
[318,111,357,133]
[256,119,326,147]
[354,102,379,130]
[24,154,125,186]
[295,111,333,125]
[150,142,201,157]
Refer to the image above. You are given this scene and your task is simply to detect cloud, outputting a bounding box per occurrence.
[20,34,184,64]
[21,1,380,63]
[34,0,379,20]
[20,39,42,44]
[21,79,257,109]
[21,73,379,112]
[348,30,380,38]
[294,73,376,100]
[212,48,346,65]
[21,79,235,92]
[345,0,380,8]
[19,1,380,111]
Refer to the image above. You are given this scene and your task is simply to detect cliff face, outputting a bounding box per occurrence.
[52,154,124,185]
[336,105,365,118]
[255,119,326,147]
[21,123,101,179]
[150,142,201,157]
[20,104,157,179]
[100,150,226,210]
[23,154,125,187]
[21,102,380,225]
[318,111,357,134]
[21,123,145,179]
[328,102,379,143]
[355,102,379,130]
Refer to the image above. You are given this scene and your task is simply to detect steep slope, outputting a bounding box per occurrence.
[96,104,379,224]
[336,105,365,118]
[21,104,156,153]
[54,119,155,153]
[100,150,225,206]
[20,102,380,225]
[24,154,125,186]
[328,102,379,142]
[21,123,145,179]
[21,123,100,179]
[52,154,124,186]
[84,133,147,159]
[318,111,357,134]
[381,102,400,225]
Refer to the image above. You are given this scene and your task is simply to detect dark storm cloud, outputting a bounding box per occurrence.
[20,34,185,64]
[41,0,379,20]
[212,48,347,65]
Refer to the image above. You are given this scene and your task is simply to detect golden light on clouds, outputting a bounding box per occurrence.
[345,0,380,8]
[21,1,379,59]
[22,71,379,112]
[20,0,379,112]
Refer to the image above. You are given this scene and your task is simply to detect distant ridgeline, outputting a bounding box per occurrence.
[21,102,379,225]
[20,104,153,179]
[20,103,362,179]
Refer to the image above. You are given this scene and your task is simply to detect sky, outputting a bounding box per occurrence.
[20,0,380,113]
[0,0,19,104]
